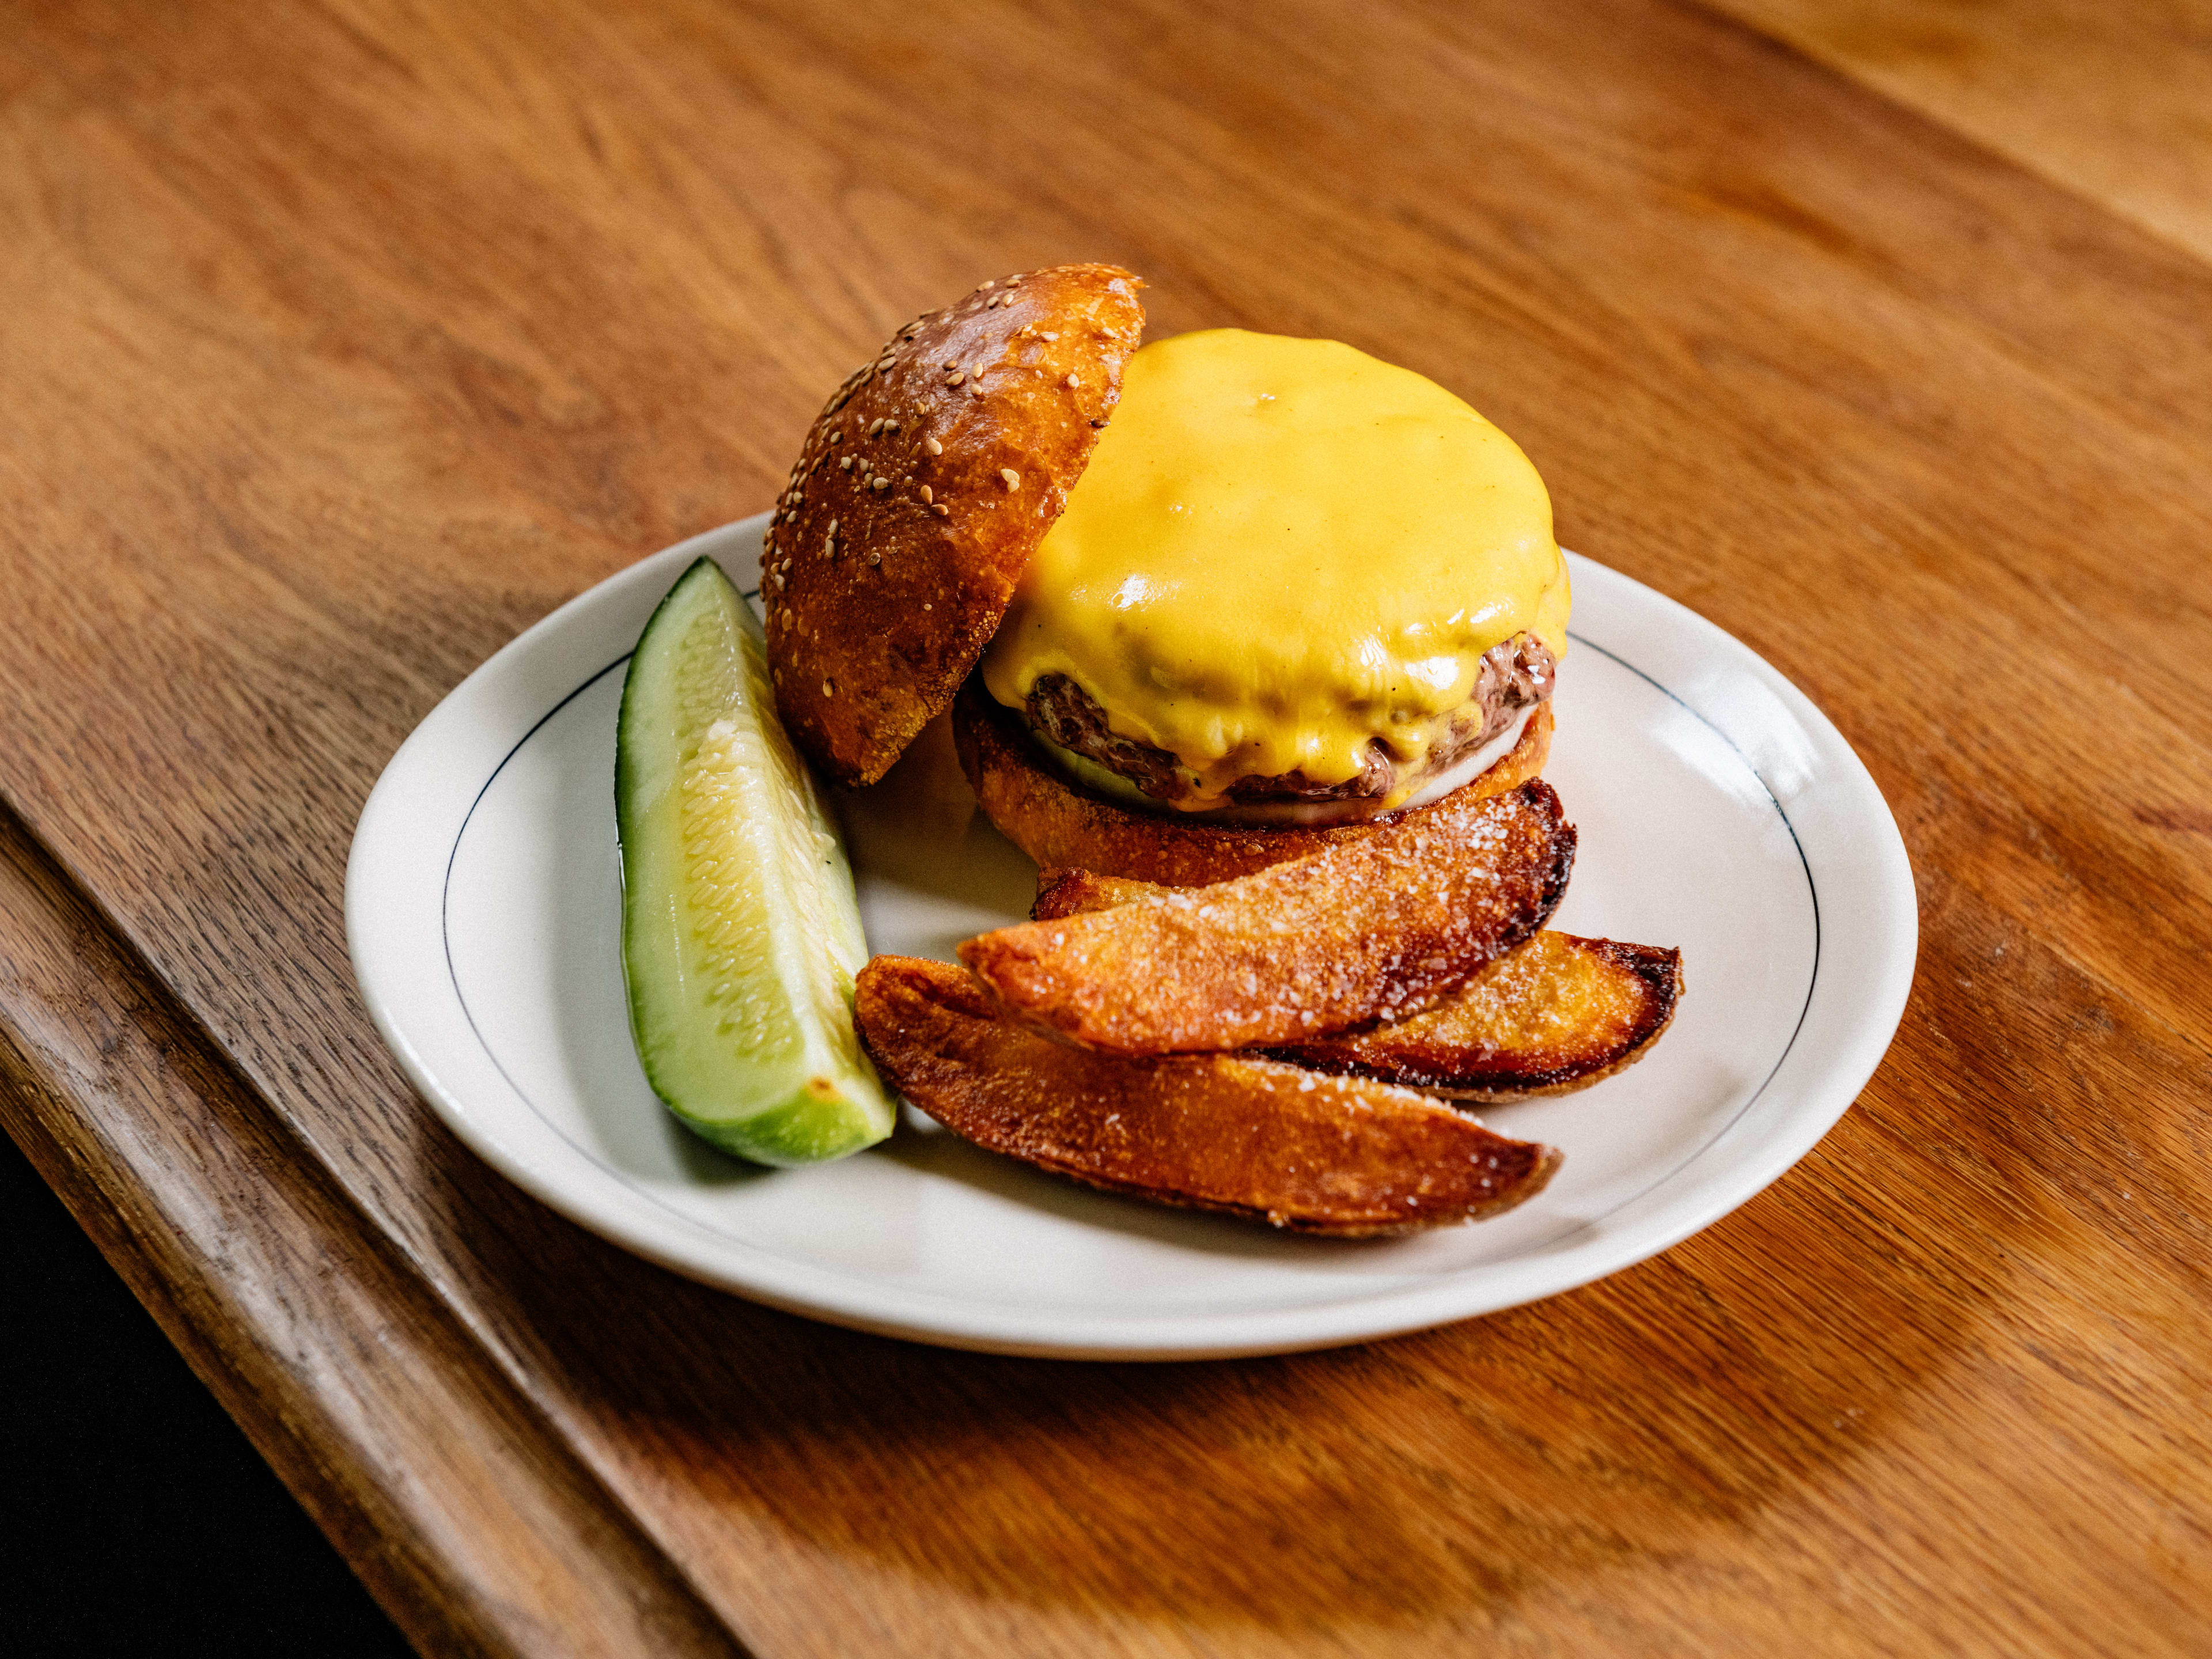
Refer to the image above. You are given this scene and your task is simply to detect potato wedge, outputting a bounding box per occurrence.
[1029,868,1162,919]
[854,956,1561,1236]
[963,778,1574,1055]
[1271,934,1681,1100]
[955,680,1554,887]
[1032,873,1682,1103]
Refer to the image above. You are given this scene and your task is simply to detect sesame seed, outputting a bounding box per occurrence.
[839,456,854,471]
[1065,373,1080,388]
[925,436,943,456]
[947,372,964,386]
[871,476,888,491]
[1006,274,1022,285]
[1040,331,1059,341]
[919,486,933,504]
[868,417,884,435]
[1000,468,1020,490]
[932,502,949,517]
[827,518,838,536]
[868,551,881,566]
[922,602,931,611]
[885,421,900,434]
[823,680,834,697]
[985,294,1001,309]
[980,278,995,289]
[829,430,842,444]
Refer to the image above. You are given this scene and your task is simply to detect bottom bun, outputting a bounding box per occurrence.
[953,684,1554,887]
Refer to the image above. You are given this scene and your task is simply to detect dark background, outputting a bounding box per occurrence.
[2,1128,409,1657]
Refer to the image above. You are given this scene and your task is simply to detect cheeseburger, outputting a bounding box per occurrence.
[762,264,1568,877]
[981,326,1564,824]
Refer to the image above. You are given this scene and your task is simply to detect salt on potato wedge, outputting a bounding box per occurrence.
[1033,871,1681,1102]
[855,956,1560,1236]
[959,779,1575,1056]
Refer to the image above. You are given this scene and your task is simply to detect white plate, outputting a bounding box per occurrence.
[347,516,1915,1359]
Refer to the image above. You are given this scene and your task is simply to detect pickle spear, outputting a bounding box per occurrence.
[616,555,892,1164]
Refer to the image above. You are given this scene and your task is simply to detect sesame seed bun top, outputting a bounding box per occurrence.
[764,263,1146,786]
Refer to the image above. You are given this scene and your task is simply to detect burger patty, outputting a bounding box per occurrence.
[1019,632,1557,808]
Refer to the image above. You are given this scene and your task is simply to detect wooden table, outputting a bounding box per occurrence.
[6,2,2209,1653]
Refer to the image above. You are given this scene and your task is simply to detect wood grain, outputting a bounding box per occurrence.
[1711,0,2212,264]
[4,0,2211,1653]
[0,815,747,1659]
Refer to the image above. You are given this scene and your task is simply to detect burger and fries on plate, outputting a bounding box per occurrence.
[615,264,1682,1237]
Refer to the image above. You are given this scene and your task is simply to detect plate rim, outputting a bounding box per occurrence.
[347,516,1917,1359]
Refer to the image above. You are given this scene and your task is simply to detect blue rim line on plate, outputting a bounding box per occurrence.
[435,626,1822,1303]
[348,514,1912,1359]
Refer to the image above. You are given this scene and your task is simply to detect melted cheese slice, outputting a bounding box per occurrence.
[980,329,1569,811]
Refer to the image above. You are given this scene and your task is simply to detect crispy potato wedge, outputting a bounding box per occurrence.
[854,956,1561,1236]
[1273,934,1681,1100]
[1029,868,1165,919]
[961,779,1574,1055]
[955,680,1554,886]
[1035,874,1682,1101]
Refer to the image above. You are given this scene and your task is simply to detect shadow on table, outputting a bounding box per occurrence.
[437,959,2047,1652]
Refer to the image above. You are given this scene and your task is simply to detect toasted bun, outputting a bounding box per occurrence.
[764,265,1146,785]
[953,682,1554,887]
